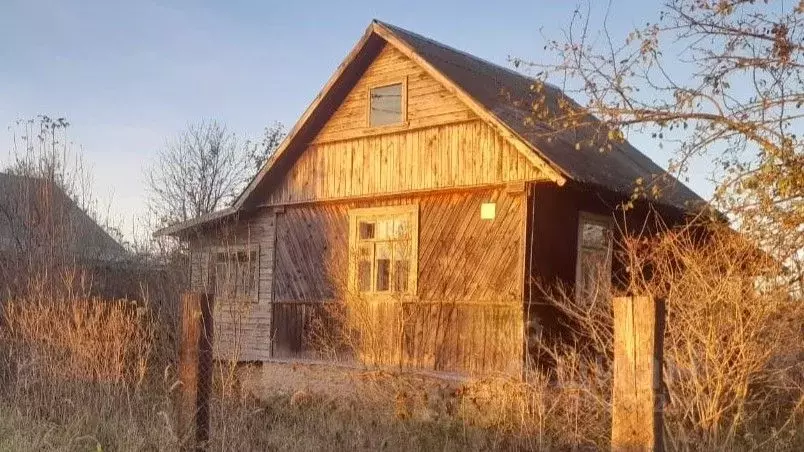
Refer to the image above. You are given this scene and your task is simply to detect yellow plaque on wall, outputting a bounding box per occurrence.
[480,203,496,220]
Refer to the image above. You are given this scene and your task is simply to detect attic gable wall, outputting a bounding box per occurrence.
[260,42,548,205]
[314,44,475,143]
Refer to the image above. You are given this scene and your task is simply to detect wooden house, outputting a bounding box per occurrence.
[155,21,704,375]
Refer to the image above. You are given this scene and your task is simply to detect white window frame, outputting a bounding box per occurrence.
[210,244,260,303]
[366,78,408,128]
[575,212,613,304]
[348,205,418,296]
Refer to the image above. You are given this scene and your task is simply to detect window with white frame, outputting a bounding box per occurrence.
[575,214,613,303]
[349,205,418,295]
[213,246,259,302]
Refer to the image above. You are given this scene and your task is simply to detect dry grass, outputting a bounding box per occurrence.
[529,219,804,451]
[623,222,804,450]
[0,288,602,451]
[238,363,605,450]
[0,284,552,451]
[0,285,176,451]
[2,298,154,385]
[1,222,802,450]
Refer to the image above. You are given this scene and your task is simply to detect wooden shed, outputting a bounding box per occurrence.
[156,20,704,375]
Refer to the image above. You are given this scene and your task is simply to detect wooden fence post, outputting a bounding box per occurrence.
[177,292,214,449]
[612,296,665,451]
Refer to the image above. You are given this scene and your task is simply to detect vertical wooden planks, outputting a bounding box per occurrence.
[267,120,547,205]
[314,44,474,143]
[612,296,665,452]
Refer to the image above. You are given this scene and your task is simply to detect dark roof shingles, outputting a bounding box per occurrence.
[378,21,704,210]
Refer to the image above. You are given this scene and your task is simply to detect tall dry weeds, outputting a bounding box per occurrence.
[1,295,154,386]
[622,221,804,450]
[0,276,179,450]
[529,219,804,450]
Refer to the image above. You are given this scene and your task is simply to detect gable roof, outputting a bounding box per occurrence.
[156,20,705,237]
[374,21,703,210]
[0,173,127,261]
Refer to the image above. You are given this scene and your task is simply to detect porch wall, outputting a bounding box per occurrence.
[523,182,687,361]
[187,210,276,361]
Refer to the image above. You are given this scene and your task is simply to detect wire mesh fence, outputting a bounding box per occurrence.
[176,292,213,449]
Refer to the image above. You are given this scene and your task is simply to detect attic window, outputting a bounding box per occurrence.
[368,82,405,127]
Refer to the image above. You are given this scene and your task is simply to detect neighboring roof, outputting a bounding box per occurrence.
[153,207,237,237]
[0,173,127,261]
[158,20,706,236]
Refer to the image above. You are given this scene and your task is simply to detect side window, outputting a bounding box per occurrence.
[575,214,612,304]
[213,246,259,302]
[368,82,405,127]
[349,205,418,295]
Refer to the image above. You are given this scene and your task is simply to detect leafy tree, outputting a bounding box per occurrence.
[517,0,803,286]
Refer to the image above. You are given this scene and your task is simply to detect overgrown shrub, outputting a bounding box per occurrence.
[623,222,804,449]
[529,220,804,450]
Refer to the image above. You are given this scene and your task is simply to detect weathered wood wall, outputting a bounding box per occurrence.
[183,38,550,371]
[314,44,475,143]
[259,42,547,205]
[523,182,686,363]
[187,211,276,361]
[271,187,525,374]
[266,120,544,205]
[355,301,523,375]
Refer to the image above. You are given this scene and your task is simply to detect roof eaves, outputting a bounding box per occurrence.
[152,207,237,237]
[233,22,380,210]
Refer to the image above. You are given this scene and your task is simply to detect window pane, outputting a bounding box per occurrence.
[215,262,227,296]
[238,264,247,297]
[245,262,256,297]
[579,249,610,302]
[369,83,403,126]
[375,242,391,292]
[393,260,409,292]
[577,217,612,304]
[581,222,610,249]
[376,218,393,240]
[393,218,410,240]
[393,243,409,292]
[247,251,257,297]
[212,250,259,299]
[351,208,417,295]
[359,222,375,240]
[357,244,372,292]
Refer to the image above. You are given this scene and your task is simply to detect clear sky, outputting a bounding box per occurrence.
[0,0,712,240]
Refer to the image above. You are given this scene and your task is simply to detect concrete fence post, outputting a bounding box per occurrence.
[612,295,665,451]
[177,292,214,450]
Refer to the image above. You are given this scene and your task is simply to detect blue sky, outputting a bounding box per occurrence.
[0,0,711,239]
